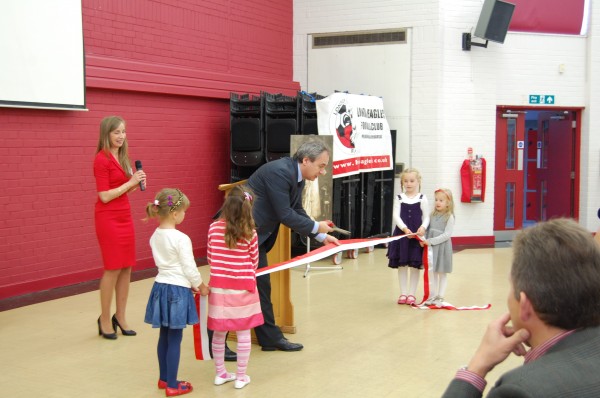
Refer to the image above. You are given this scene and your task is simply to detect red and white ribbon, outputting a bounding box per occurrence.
[414,236,491,311]
[411,236,492,311]
[256,233,490,311]
[254,234,433,302]
[193,294,212,360]
[194,235,410,360]
[194,233,490,359]
[256,234,410,277]
[418,235,432,305]
[414,302,492,311]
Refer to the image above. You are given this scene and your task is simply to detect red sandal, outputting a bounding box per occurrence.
[397,295,408,304]
[165,381,193,396]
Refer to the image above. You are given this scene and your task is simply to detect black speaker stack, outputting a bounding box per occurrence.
[229,91,323,181]
[229,91,396,254]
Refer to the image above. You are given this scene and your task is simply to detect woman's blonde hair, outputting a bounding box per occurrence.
[96,116,132,177]
[400,167,422,193]
[432,188,455,220]
[219,185,256,249]
[145,188,190,220]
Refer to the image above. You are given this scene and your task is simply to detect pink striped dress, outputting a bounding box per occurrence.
[206,220,264,331]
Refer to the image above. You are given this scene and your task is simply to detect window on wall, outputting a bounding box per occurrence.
[0,0,85,110]
[541,120,549,168]
[505,182,516,229]
[506,118,517,170]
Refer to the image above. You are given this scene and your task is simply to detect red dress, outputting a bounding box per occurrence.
[93,151,136,270]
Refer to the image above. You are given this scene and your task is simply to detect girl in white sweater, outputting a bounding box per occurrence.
[144,188,209,397]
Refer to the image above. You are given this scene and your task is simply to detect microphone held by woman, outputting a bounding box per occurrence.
[135,160,145,191]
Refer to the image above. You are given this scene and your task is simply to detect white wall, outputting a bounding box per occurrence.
[306,34,411,165]
[582,2,600,232]
[294,0,598,236]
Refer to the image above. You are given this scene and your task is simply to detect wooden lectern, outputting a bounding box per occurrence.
[218,181,296,338]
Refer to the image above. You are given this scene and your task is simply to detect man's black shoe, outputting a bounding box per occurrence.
[261,338,303,352]
[224,345,237,362]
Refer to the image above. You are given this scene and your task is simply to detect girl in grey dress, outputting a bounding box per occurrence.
[422,188,455,307]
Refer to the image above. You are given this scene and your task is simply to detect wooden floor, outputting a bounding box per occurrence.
[0,246,522,398]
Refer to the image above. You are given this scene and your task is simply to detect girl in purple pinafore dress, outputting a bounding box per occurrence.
[387,168,430,305]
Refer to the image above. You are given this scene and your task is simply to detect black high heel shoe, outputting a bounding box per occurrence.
[112,314,137,336]
[97,317,117,340]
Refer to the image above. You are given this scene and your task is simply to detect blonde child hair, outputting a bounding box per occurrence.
[145,188,190,220]
[432,188,455,220]
[400,167,423,192]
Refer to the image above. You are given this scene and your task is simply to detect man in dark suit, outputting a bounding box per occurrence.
[247,140,339,351]
[442,218,600,398]
[594,208,600,246]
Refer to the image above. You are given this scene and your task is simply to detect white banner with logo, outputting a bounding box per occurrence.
[316,92,393,178]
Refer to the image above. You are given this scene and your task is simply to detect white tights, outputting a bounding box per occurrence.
[397,267,421,296]
[431,272,448,298]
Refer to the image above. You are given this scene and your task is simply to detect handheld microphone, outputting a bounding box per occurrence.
[134,160,145,191]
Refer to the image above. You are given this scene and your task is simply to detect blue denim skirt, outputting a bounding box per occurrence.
[144,282,199,329]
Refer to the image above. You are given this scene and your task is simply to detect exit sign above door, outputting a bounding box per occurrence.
[529,95,555,104]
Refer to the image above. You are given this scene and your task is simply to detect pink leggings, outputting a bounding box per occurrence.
[212,330,251,381]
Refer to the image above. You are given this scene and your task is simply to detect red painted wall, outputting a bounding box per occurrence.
[0,0,298,300]
[509,0,587,35]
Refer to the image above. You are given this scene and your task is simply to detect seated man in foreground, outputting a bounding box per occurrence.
[442,218,600,398]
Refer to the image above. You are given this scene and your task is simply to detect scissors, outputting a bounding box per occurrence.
[326,221,351,236]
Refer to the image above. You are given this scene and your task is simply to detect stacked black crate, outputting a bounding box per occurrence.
[264,92,298,162]
[297,91,324,135]
[230,93,264,181]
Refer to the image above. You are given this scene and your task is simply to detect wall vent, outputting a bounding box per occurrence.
[312,29,407,48]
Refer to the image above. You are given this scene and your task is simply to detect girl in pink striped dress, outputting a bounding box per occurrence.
[207,185,264,390]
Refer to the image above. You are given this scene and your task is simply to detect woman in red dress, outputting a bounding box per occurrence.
[94,116,147,339]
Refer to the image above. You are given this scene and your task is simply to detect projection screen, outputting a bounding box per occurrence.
[0,0,86,110]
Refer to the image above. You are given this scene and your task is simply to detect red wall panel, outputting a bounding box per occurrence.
[0,0,297,299]
[509,0,587,35]
[0,89,230,299]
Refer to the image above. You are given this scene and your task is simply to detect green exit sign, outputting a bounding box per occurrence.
[529,95,555,104]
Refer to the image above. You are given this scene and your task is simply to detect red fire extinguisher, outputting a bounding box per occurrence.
[461,148,486,203]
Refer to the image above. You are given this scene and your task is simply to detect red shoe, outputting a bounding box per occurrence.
[406,295,416,305]
[165,381,193,397]
[397,295,408,304]
[159,380,191,389]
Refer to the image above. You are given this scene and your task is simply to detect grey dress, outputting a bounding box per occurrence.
[426,214,455,273]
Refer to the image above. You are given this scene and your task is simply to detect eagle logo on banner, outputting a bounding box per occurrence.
[334,103,356,149]
[317,92,393,178]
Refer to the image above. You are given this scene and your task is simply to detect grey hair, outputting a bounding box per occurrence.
[293,140,330,163]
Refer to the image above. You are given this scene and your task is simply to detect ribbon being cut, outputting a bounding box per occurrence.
[193,233,490,360]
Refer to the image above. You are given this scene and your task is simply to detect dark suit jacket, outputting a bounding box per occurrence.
[247,157,316,251]
[441,326,600,398]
